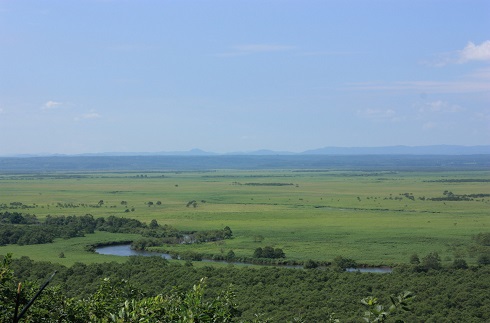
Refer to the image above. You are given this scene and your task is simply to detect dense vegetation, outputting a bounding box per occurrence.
[2,254,489,322]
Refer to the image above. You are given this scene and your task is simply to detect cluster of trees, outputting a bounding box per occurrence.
[253,246,285,259]
[0,214,99,246]
[0,226,55,246]
[3,254,489,322]
[0,213,233,251]
[428,190,490,201]
[0,202,35,210]
[0,211,38,224]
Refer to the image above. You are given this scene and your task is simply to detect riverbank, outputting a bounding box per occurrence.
[95,244,393,273]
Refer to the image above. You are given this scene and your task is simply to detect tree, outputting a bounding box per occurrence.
[226,250,236,262]
[149,219,159,229]
[409,253,420,265]
[333,255,357,270]
[451,258,468,269]
[223,226,233,239]
[304,259,318,269]
[421,252,441,270]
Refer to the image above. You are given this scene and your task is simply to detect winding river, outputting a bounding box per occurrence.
[95,244,392,273]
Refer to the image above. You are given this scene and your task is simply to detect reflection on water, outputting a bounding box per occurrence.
[95,244,172,259]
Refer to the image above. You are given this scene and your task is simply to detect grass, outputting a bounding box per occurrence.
[0,169,489,266]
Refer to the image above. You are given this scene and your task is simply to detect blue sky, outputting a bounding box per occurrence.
[1,0,489,155]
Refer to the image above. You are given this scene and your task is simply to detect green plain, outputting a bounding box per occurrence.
[1,169,489,266]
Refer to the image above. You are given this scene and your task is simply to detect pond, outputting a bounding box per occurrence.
[95,244,392,272]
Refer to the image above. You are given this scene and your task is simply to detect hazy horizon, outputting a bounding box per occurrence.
[1,1,489,155]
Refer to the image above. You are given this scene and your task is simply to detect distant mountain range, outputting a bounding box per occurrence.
[6,145,490,157]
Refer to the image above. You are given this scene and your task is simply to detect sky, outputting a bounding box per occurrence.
[1,0,489,155]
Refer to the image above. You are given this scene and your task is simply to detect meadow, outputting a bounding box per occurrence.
[1,168,489,266]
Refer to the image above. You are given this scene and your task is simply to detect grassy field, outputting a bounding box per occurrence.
[1,169,489,266]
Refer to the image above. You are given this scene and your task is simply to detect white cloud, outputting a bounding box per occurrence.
[425,40,490,66]
[42,100,63,110]
[76,110,101,120]
[459,40,490,62]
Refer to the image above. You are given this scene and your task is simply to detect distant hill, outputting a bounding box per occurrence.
[3,145,490,158]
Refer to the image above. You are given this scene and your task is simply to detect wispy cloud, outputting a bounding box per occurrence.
[217,43,294,57]
[41,100,64,110]
[417,100,463,114]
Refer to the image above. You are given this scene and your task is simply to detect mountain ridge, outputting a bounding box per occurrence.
[3,145,490,158]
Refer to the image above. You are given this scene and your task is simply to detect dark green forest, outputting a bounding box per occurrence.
[1,253,489,322]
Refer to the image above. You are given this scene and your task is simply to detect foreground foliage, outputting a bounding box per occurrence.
[2,254,239,322]
[3,254,489,322]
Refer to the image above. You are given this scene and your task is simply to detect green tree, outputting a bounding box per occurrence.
[421,252,441,270]
[226,250,236,262]
[149,219,159,229]
[223,226,233,239]
[451,258,468,269]
[333,255,357,271]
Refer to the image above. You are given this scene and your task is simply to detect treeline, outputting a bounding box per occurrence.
[428,190,490,201]
[4,255,490,322]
